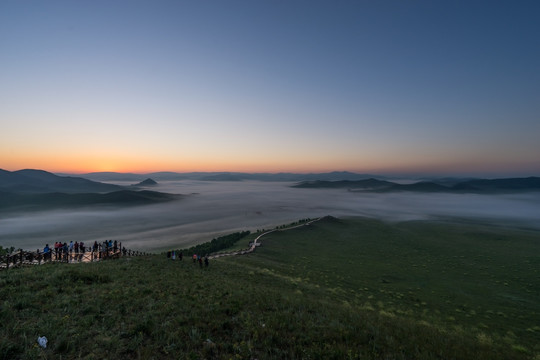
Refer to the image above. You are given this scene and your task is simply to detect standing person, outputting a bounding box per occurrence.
[69,241,74,254]
[179,251,183,261]
[43,244,50,261]
[63,242,68,262]
[198,256,203,268]
[192,254,197,263]
[172,250,176,260]
[58,242,63,260]
[74,242,79,262]
[80,242,85,254]
[204,256,209,267]
[113,240,118,253]
[93,241,98,253]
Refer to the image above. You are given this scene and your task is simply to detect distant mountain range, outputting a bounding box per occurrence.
[2,169,539,211]
[0,169,177,211]
[0,190,180,211]
[60,171,384,182]
[292,177,540,193]
[0,169,123,194]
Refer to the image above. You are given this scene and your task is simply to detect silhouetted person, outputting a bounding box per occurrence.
[63,243,68,262]
[43,244,50,261]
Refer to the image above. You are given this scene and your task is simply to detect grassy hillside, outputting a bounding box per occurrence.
[1,217,539,359]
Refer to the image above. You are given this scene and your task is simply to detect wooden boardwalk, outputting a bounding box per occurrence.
[2,218,322,269]
[0,246,150,271]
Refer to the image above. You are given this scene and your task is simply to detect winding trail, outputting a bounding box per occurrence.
[209,217,322,260]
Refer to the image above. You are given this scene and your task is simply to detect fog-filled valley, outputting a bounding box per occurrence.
[2,180,539,252]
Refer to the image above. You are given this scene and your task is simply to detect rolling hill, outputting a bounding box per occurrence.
[0,190,180,211]
[292,177,540,193]
[66,171,386,182]
[0,169,122,194]
[1,216,537,359]
[0,170,179,211]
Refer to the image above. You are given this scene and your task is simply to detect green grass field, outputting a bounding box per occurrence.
[1,216,539,359]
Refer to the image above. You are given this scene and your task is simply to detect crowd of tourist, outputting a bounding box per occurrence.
[41,240,123,262]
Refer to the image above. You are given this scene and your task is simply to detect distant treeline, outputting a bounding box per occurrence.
[274,218,313,230]
[180,231,251,256]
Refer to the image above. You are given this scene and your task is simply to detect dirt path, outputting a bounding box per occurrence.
[209,218,322,259]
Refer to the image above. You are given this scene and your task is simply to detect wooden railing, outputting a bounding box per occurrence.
[0,245,151,271]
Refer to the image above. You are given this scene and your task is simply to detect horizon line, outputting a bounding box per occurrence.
[3,167,540,179]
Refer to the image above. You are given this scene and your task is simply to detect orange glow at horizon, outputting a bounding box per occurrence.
[3,152,538,177]
[2,144,539,176]
[2,151,356,174]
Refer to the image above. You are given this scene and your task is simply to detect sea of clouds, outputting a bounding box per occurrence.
[1,180,539,252]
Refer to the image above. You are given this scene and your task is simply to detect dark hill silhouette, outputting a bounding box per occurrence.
[73,171,386,182]
[293,178,395,190]
[0,169,122,194]
[451,177,540,192]
[199,174,243,181]
[0,169,181,211]
[391,182,450,192]
[293,177,540,193]
[134,178,158,186]
[0,190,179,211]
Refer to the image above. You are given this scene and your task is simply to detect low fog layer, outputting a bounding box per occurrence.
[1,181,539,252]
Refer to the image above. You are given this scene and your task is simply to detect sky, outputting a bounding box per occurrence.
[1,0,539,177]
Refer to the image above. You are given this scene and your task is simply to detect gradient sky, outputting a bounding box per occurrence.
[1,1,539,176]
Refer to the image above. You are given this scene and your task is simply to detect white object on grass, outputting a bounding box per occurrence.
[37,336,47,349]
